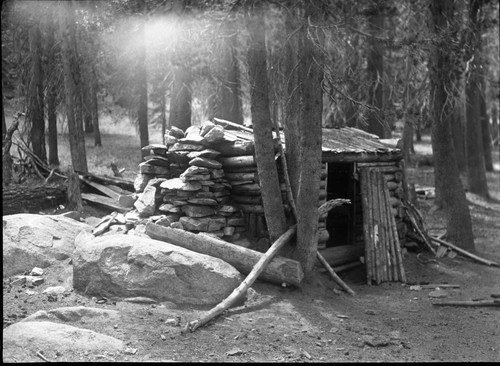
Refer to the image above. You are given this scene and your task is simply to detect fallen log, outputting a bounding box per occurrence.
[218,155,256,168]
[430,236,499,267]
[2,183,67,215]
[80,176,121,200]
[317,251,356,296]
[432,299,500,307]
[145,222,304,286]
[185,225,297,333]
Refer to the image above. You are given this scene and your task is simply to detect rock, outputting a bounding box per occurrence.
[2,321,124,362]
[204,125,225,143]
[30,267,44,276]
[143,156,170,167]
[156,215,181,227]
[134,185,157,217]
[164,134,178,146]
[180,173,211,181]
[160,178,202,192]
[134,173,153,193]
[158,204,182,214]
[189,157,222,169]
[22,306,120,323]
[179,217,210,231]
[42,286,67,296]
[182,205,215,218]
[180,134,205,145]
[428,289,448,298]
[226,348,244,356]
[169,142,205,152]
[363,335,391,347]
[139,162,170,175]
[59,211,82,221]
[218,205,239,216]
[3,214,91,277]
[170,221,184,229]
[73,233,244,305]
[181,165,210,177]
[210,169,225,179]
[199,121,215,136]
[187,149,221,160]
[187,198,218,206]
[167,126,185,139]
[122,296,158,304]
[118,194,137,208]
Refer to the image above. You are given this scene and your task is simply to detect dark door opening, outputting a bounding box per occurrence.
[326,162,356,247]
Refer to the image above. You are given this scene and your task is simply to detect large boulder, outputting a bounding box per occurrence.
[73,232,243,306]
[2,321,124,362]
[3,214,91,277]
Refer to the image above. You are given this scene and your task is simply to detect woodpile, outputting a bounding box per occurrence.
[130,122,245,241]
[360,167,406,284]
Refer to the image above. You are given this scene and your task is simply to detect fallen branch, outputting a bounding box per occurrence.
[432,299,500,307]
[430,236,499,267]
[317,251,356,296]
[36,351,50,362]
[92,212,118,236]
[402,199,438,255]
[213,117,254,133]
[185,225,297,333]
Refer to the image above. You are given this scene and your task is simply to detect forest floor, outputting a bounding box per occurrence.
[3,122,500,362]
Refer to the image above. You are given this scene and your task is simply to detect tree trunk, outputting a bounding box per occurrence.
[212,20,243,125]
[169,65,192,132]
[91,69,101,147]
[429,0,475,252]
[28,22,46,164]
[365,4,388,139]
[245,2,287,243]
[479,72,493,171]
[1,94,6,141]
[465,0,489,198]
[491,105,499,146]
[136,23,149,160]
[59,1,88,172]
[451,84,467,173]
[282,7,301,199]
[46,23,60,166]
[291,4,324,278]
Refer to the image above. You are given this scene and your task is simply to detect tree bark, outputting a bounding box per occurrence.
[291,4,324,278]
[45,23,59,166]
[365,3,389,139]
[245,1,287,243]
[59,2,88,172]
[145,222,304,286]
[465,0,489,198]
[169,65,192,132]
[28,22,46,164]
[136,23,149,160]
[429,0,475,252]
[479,71,493,171]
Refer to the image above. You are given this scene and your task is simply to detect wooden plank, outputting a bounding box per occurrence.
[322,152,402,163]
[145,222,304,286]
[360,168,373,285]
[81,193,129,213]
[80,176,121,200]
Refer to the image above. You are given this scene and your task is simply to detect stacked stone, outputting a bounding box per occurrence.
[133,122,246,241]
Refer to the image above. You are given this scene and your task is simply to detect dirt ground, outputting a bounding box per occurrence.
[3,153,500,362]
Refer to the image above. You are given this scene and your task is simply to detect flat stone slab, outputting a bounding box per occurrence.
[21,306,120,323]
[189,157,222,169]
[182,204,216,218]
[160,178,202,191]
[187,149,221,160]
[2,321,124,362]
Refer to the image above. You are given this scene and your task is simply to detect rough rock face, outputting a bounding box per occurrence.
[3,214,91,277]
[2,321,124,362]
[73,232,243,306]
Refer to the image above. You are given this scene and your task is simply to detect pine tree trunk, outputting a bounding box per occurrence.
[429,0,475,252]
[291,5,324,278]
[480,73,493,172]
[28,23,46,164]
[136,23,149,159]
[91,72,101,147]
[451,85,467,173]
[245,2,287,243]
[169,65,192,132]
[365,5,388,139]
[59,1,87,172]
[46,24,59,166]
[465,0,489,198]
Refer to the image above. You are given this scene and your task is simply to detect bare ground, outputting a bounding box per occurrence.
[3,143,500,363]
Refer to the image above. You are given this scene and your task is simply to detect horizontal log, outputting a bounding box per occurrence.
[2,184,67,215]
[323,152,402,163]
[224,172,257,182]
[232,183,262,193]
[145,222,304,286]
[235,203,264,214]
[357,165,400,173]
[386,181,401,191]
[232,195,263,205]
[215,140,256,157]
[319,245,365,267]
[80,176,121,200]
[218,155,256,168]
[75,170,134,192]
[81,193,129,213]
[357,161,399,167]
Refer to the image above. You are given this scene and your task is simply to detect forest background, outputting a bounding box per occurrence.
[1,0,499,278]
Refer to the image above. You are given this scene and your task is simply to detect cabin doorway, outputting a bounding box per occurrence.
[326,162,358,248]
